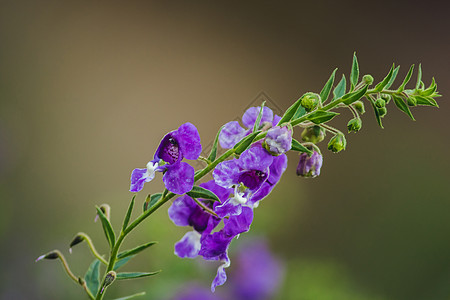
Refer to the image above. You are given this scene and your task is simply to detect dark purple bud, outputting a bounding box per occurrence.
[296,151,323,178]
[35,250,61,262]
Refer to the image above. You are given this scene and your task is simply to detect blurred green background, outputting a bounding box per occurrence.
[1,1,449,299]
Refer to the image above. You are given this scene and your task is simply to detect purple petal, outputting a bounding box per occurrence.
[264,126,292,155]
[163,162,195,194]
[238,145,273,171]
[267,153,288,184]
[199,180,233,203]
[222,206,253,237]
[214,198,242,218]
[154,132,181,164]
[248,182,272,205]
[130,168,152,192]
[242,107,274,129]
[174,231,201,258]
[213,160,240,188]
[199,231,232,261]
[174,122,202,160]
[168,195,197,227]
[211,259,230,292]
[237,169,268,192]
[219,121,248,149]
[272,114,282,126]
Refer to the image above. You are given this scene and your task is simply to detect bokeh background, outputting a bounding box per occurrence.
[1,1,449,299]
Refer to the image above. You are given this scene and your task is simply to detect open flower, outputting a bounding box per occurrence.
[219,107,281,149]
[213,145,273,217]
[130,122,202,194]
[168,180,232,258]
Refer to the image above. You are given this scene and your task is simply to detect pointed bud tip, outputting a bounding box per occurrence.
[35,255,46,262]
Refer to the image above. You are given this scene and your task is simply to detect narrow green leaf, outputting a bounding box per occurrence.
[293,106,307,120]
[350,52,359,90]
[368,97,383,128]
[414,95,438,107]
[116,271,161,280]
[415,63,422,89]
[118,242,158,260]
[143,193,162,212]
[384,66,400,89]
[84,259,101,295]
[207,126,223,162]
[307,111,339,124]
[114,255,135,271]
[341,85,369,105]
[233,131,259,155]
[320,68,337,103]
[252,102,266,132]
[420,78,437,97]
[374,64,395,92]
[392,95,415,121]
[291,139,313,156]
[96,206,115,249]
[397,64,414,92]
[187,186,220,202]
[122,195,135,232]
[277,95,306,125]
[113,292,146,300]
[333,75,346,100]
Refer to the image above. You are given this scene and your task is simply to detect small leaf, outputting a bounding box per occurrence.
[415,63,422,90]
[350,52,359,90]
[374,64,395,92]
[384,66,400,89]
[420,78,437,97]
[207,126,223,162]
[187,186,220,202]
[320,68,337,104]
[392,95,415,121]
[253,101,266,133]
[233,131,259,155]
[116,271,161,280]
[291,139,313,155]
[397,64,414,92]
[143,193,162,212]
[122,195,136,232]
[84,259,101,295]
[114,255,135,271]
[118,241,158,260]
[113,292,146,300]
[96,206,116,249]
[368,97,383,128]
[293,106,307,120]
[307,111,339,124]
[414,95,438,107]
[341,85,369,105]
[333,75,346,100]
[277,95,306,125]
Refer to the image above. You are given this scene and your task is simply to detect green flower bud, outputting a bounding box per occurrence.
[300,92,321,112]
[378,107,387,118]
[362,74,374,85]
[301,125,326,144]
[347,118,362,133]
[327,133,347,153]
[407,96,417,106]
[101,271,117,294]
[352,101,365,114]
[381,94,392,103]
[375,98,386,108]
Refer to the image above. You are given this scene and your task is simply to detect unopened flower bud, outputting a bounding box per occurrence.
[69,233,86,254]
[101,271,117,294]
[407,96,417,106]
[362,74,374,85]
[300,93,320,112]
[263,126,292,155]
[381,94,392,103]
[36,250,61,262]
[347,118,362,133]
[352,101,365,114]
[296,151,323,178]
[375,98,386,108]
[95,204,111,222]
[301,125,326,144]
[378,107,387,118]
[327,133,347,153]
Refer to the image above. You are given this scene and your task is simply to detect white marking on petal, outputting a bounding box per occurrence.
[144,161,159,181]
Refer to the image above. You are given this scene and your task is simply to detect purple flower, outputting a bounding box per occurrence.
[263,126,292,155]
[130,123,202,194]
[199,207,254,292]
[213,146,273,217]
[296,151,323,178]
[169,180,232,258]
[219,107,280,149]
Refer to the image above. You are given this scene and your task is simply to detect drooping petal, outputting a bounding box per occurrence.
[168,195,197,227]
[163,162,195,194]
[211,259,230,292]
[238,145,273,172]
[222,206,253,237]
[175,231,202,258]
[219,121,248,149]
[199,231,232,261]
[213,160,240,189]
[130,168,153,192]
[174,122,202,160]
[214,197,243,218]
[242,107,273,129]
